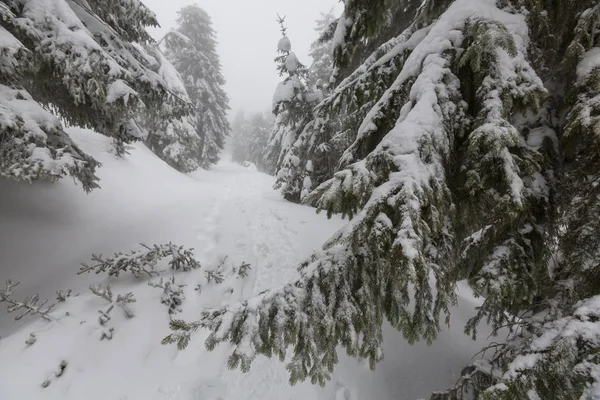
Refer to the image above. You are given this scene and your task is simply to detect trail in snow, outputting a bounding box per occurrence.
[0,128,494,400]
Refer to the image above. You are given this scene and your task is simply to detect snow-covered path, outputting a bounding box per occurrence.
[0,129,342,337]
[0,129,491,400]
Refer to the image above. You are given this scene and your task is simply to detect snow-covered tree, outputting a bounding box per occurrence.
[139,45,201,173]
[231,111,273,171]
[164,0,600,398]
[307,10,337,91]
[264,15,323,199]
[162,4,231,169]
[0,0,190,190]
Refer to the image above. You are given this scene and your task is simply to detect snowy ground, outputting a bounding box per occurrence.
[0,129,492,400]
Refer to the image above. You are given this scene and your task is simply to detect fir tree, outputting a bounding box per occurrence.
[164,0,600,398]
[162,4,231,169]
[307,10,337,91]
[264,15,323,199]
[231,111,273,172]
[0,0,190,190]
[139,45,200,173]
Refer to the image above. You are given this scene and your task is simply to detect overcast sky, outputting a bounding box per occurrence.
[141,0,341,117]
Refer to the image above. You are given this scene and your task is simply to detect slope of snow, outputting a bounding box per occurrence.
[0,128,492,399]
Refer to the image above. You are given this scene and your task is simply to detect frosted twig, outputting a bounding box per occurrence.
[149,277,186,315]
[116,293,136,319]
[0,280,55,321]
[205,270,224,284]
[89,284,136,319]
[238,262,251,278]
[56,289,77,302]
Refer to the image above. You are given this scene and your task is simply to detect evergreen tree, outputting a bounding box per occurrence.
[162,4,231,169]
[231,111,273,171]
[0,0,190,190]
[140,44,201,173]
[307,10,336,91]
[164,0,600,398]
[264,15,324,199]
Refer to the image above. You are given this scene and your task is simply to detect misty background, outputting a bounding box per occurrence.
[142,0,342,116]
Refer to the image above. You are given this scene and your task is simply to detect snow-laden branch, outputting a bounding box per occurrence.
[78,243,201,278]
[0,280,56,321]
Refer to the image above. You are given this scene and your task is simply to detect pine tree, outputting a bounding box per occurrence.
[162,4,231,169]
[164,0,600,398]
[0,0,190,190]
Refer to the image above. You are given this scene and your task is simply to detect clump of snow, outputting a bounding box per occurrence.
[305,88,324,104]
[285,52,300,73]
[272,75,303,109]
[0,84,59,140]
[106,80,138,105]
[155,50,189,100]
[577,48,600,82]
[332,16,352,50]
[0,25,24,53]
[278,36,291,52]
[305,160,314,172]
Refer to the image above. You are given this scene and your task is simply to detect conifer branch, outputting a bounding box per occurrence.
[0,280,56,321]
[78,243,201,278]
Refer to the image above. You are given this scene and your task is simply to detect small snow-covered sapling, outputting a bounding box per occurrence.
[89,285,136,340]
[205,270,224,284]
[237,262,251,278]
[56,289,78,302]
[0,280,55,321]
[148,277,186,315]
[89,284,136,319]
[98,306,113,326]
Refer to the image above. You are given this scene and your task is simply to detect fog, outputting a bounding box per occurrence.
[141,0,341,116]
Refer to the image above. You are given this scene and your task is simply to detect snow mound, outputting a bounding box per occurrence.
[277,36,291,52]
[243,161,258,171]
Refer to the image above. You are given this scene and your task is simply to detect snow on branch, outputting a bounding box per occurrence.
[162,1,554,388]
[148,277,186,316]
[78,243,201,278]
[0,280,56,321]
[89,284,136,319]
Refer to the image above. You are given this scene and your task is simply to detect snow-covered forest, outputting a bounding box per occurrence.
[1,0,599,399]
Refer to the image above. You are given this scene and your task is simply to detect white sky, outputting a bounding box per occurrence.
[142,0,342,116]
